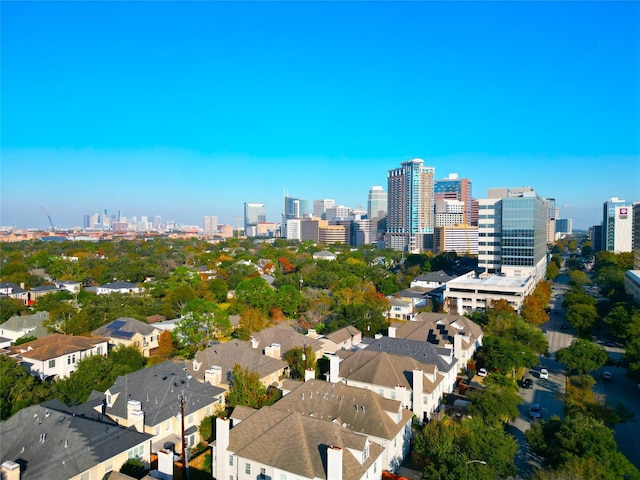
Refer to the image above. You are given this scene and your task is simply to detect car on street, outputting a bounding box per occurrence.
[539,368,549,379]
[523,378,534,389]
[478,368,488,377]
[602,371,613,380]
[529,404,541,419]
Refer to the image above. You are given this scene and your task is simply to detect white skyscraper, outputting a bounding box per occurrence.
[203,216,218,234]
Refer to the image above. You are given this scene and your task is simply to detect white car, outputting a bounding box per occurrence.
[539,368,549,379]
[478,368,488,377]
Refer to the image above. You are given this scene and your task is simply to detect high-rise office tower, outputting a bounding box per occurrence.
[544,198,557,244]
[479,187,548,281]
[385,158,435,252]
[203,216,218,234]
[434,173,472,225]
[313,199,335,219]
[154,215,162,231]
[367,186,387,219]
[325,205,352,220]
[367,186,387,244]
[282,195,311,238]
[244,203,266,235]
[602,197,633,253]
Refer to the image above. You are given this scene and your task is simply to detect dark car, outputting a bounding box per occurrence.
[523,378,534,389]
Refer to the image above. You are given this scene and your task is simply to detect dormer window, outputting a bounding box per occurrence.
[192,360,200,371]
[363,441,370,461]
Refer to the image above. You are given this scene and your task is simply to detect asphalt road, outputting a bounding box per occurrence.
[593,367,640,470]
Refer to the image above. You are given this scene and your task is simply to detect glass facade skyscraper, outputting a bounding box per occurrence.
[385,158,435,252]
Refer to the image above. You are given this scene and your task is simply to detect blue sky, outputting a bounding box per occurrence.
[1,1,639,230]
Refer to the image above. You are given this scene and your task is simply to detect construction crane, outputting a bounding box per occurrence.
[40,206,55,232]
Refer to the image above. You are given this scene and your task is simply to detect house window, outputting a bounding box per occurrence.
[67,356,72,365]
[228,455,234,466]
[72,354,76,364]
[80,473,89,480]
[187,414,194,425]
[363,442,369,461]
[260,468,266,478]
[245,463,251,474]
[104,459,113,473]
[48,359,55,368]
[280,475,287,480]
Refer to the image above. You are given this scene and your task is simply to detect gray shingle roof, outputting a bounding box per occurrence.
[250,323,324,356]
[92,317,159,338]
[366,336,456,373]
[188,340,286,385]
[1,311,49,331]
[104,361,225,426]
[0,400,151,480]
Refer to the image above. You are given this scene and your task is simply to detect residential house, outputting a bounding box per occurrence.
[96,281,141,295]
[55,280,82,294]
[0,311,49,343]
[187,340,287,390]
[0,400,152,480]
[96,360,226,454]
[27,284,66,305]
[0,281,29,305]
[7,334,109,380]
[387,298,414,322]
[319,326,363,354]
[329,336,458,422]
[92,317,162,357]
[212,407,385,480]
[273,379,413,472]
[410,270,459,289]
[388,312,483,371]
[249,323,325,360]
[313,250,337,261]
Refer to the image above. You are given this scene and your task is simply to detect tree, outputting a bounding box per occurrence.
[0,297,28,322]
[414,416,517,480]
[153,330,177,362]
[479,335,538,374]
[275,284,302,317]
[0,356,52,420]
[555,339,608,375]
[566,303,598,332]
[207,278,229,303]
[226,364,280,409]
[236,308,268,340]
[526,414,639,478]
[546,262,560,280]
[175,299,231,356]
[283,346,316,380]
[162,285,197,318]
[468,383,522,425]
[234,277,276,314]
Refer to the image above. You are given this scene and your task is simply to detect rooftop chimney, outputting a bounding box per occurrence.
[215,417,230,480]
[304,369,315,382]
[1,461,20,480]
[205,365,223,386]
[326,445,343,480]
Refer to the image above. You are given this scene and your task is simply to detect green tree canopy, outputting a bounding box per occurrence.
[226,364,280,409]
[414,416,517,480]
[555,339,609,375]
[283,346,316,380]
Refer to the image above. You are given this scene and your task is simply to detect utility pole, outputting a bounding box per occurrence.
[180,395,189,480]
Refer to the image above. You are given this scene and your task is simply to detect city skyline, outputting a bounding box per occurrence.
[2,1,639,230]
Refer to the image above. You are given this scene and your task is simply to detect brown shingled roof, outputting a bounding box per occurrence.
[8,333,108,361]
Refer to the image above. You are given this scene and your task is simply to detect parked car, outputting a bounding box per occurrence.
[529,404,542,419]
[539,368,549,379]
[523,378,534,389]
[602,371,613,380]
[478,368,488,377]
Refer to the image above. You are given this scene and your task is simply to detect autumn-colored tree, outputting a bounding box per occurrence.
[236,308,268,340]
[154,330,176,362]
[277,256,296,274]
[226,364,281,409]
